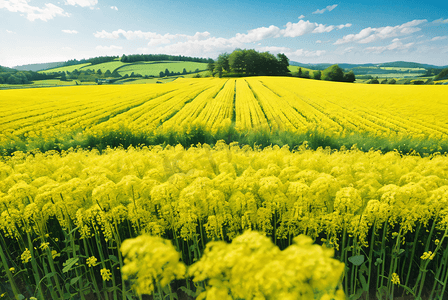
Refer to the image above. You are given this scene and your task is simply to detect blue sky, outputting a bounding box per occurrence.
[0,0,447,67]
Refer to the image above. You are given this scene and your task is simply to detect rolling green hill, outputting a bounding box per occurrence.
[39,60,207,77]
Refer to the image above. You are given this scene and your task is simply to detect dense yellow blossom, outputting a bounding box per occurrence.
[189,231,344,300]
[120,235,186,295]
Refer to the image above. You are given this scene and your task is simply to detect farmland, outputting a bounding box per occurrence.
[1,77,448,299]
[40,60,208,77]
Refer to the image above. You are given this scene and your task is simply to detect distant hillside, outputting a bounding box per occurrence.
[290,61,448,70]
[12,62,66,72]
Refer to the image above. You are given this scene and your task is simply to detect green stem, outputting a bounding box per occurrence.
[415,218,437,299]
[404,223,420,289]
[0,238,21,299]
[26,232,45,300]
[83,238,102,300]
[366,221,377,300]
[94,228,109,300]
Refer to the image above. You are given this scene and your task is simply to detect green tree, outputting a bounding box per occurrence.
[182,68,187,75]
[207,61,215,74]
[229,49,245,74]
[104,70,112,77]
[111,70,121,78]
[313,70,321,80]
[343,70,356,83]
[60,72,67,81]
[276,53,290,74]
[321,65,345,82]
[97,69,102,76]
[216,53,230,72]
[159,71,164,77]
[388,78,396,84]
[164,69,170,77]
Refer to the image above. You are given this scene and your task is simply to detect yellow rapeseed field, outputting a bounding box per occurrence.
[1,77,447,145]
[1,77,448,299]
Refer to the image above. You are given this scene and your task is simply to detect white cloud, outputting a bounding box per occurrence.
[432,18,448,24]
[61,46,72,50]
[431,36,447,41]
[234,25,281,43]
[337,23,352,30]
[96,45,123,51]
[65,0,98,7]
[6,29,16,34]
[281,20,319,37]
[364,41,414,54]
[335,19,427,45]
[313,24,335,34]
[312,4,338,14]
[0,0,70,21]
[62,29,78,34]
[110,6,118,11]
[291,49,326,57]
[298,15,305,19]
[258,46,291,53]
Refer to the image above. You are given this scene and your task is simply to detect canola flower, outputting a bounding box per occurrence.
[120,235,186,295]
[391,273,400,285]
[21,248,31,264]
[188,231,345,300]
[86,256,98,267]
[100,268,112,281]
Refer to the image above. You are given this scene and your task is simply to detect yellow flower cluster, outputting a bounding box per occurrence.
[391,273,400,285]
[421,251,435,260]
[188,231,345,300]
[120,235,186,294]
[100,268,112,281]
[21,248,31,264]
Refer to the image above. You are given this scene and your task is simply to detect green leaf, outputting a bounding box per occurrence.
[70,276,81,286]
[179,286,199,297]
[62,257,79,273]
[17,294,25,300]
[109,255,119,263]
[348,255,365,266]
[64,293,71,299]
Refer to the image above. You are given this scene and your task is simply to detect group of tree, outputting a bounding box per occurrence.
[0,67,58,84]
[121,54,212,64]
[434,68,448,81]
[158,68,201,78]
[295,64,356,83]
[209,49,290,77]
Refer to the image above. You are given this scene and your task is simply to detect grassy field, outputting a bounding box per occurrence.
[39,60,208,77]
[116,61,208,76]
[38,63,92,74]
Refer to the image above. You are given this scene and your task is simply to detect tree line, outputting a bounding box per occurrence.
[120,54,213,63]
[294,64,356,83]
[208,49,290,77]
[0,67,58,84]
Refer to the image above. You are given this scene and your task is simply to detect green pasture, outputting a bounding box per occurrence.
[80,61,129,73]
[39,63,92,74]
[288,66,315,74]
[380,66,426,71]
[116,61,208,76]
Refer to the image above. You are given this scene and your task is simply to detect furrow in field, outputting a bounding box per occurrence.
[234,79,269,131]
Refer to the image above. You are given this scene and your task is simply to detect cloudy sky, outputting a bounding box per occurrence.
[0,0,447,67]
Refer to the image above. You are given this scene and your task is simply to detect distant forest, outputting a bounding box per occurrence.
[120,54,213,63]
